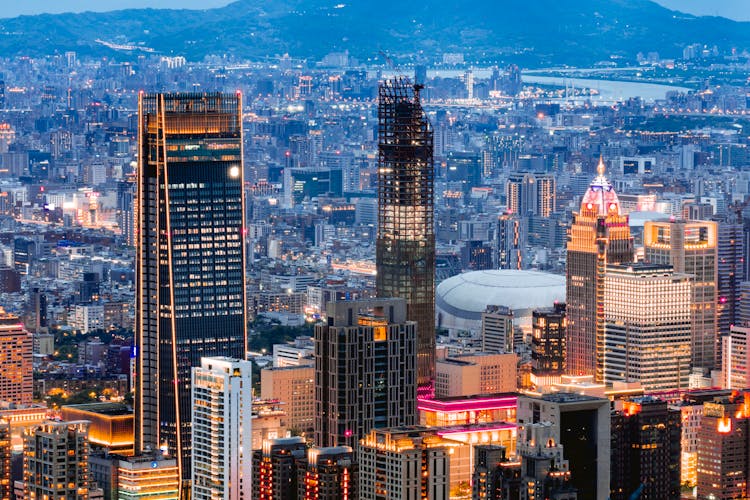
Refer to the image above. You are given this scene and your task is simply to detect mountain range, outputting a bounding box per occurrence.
[0,0,748,66]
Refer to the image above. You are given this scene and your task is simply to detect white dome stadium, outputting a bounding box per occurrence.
[436,270,565,333]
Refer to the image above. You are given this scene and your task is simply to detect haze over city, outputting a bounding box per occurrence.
[1,1,750,500]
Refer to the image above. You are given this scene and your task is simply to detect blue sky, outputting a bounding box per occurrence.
[1,0,749,20]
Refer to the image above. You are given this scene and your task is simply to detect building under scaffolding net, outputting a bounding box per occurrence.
[376,79,436,397]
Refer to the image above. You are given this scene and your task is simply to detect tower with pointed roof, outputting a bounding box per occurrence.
[566,158,633,381]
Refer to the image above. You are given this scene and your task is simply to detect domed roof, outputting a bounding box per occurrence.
[580,157,620,216]
[436,270,565,322]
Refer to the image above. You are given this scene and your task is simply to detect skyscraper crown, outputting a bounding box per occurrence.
[580,157,620,216]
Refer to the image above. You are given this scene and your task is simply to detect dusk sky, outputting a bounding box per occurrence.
[1,0,750,20]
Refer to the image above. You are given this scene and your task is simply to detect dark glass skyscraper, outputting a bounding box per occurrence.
[135,93,247,489]
[376,79,435,397]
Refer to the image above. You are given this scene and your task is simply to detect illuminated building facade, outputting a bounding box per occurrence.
[23,420,90,500]
[192,357,252,500]
[566,159,633,382]
[418,394,517,428]
[531,303,566,377]
[0,420,8,500]
[434,353,517,398]
[299,446,357,500]
[0,312,32,406]
[358,427,450,500]
[722,325,750,390]
[260,365,315,435]
[610,398,681,500]
[116,455,179,500]
[252,437,307,500]
[376,79,436,397]
[644,219,718,370]
[517,422,576,500]
[603,264,692,391]
[716,221,743,339]
[497,214,526,270]
[315,298,417,449]
[505,172,555,217]
[135,92,247,486]
[60,403,134,455]
[471,445,521,500]
[696,395,750,499]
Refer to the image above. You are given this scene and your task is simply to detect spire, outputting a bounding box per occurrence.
[596,155,606,176]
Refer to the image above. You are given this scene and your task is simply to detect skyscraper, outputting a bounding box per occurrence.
[376,78,435,397]
[716,220,744,338]
[644,219,718,370]
[505,172,555,217]
[135,92,247,487]
[192,357,252,500]
[0,311,32,406]
[604,264,692,391]
[610,397,681,500]
[314,298,417,448]
[566,159,633,381]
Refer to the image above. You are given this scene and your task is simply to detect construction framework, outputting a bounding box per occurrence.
[376,79,436,397]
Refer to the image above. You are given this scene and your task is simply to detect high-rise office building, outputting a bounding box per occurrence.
[610,397,681,500]
[135,93,247,487]
[566,159,633,381]
[531,303,566,377]
[376,79,436,397]
[314,298,417,448]
[722,325,750,389]
[192,357,252,500]
[603,264,692,391]
[0,312,32,406]
[644,219,718,370]
[517,393,610,500]
[358,427,450,500]
[717,220,744,338]
[506,172,555,217]
[23,420,90,500]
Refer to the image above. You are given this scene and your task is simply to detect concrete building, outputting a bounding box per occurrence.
[481,305,514,354]
[22,420,90,500]
[315,298,417,448]
[252,437,307,500]
[260,365,315,435]
[434,352,517,398]
[298,446,357,500]
[517,393,610,500]
[358,427,450,500]
[192,357,252,500]
[644,219,718,370]
[603,264,692,391]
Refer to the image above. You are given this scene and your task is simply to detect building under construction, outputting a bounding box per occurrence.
[376,79,435,397]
